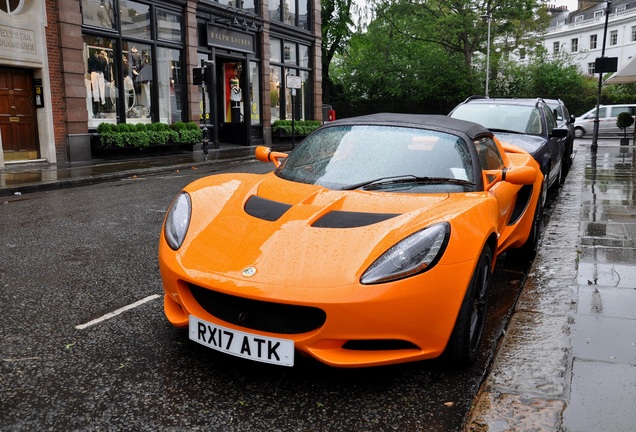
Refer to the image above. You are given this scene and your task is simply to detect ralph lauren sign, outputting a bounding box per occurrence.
[207,24,255,54]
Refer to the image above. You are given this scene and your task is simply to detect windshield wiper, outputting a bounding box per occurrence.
[341,175,475,191]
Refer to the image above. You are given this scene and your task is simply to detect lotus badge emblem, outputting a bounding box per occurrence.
[242,266,257,277]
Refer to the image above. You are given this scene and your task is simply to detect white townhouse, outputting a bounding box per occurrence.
[541,1,636,75]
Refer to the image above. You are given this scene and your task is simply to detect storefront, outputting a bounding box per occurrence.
[80,0,186,128]
[0,0,321,168]
[196,0,320,147]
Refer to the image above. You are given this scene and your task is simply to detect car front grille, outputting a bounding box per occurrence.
[188,284,327,334]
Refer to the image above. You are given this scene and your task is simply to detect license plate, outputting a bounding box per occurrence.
[189,316,295,367]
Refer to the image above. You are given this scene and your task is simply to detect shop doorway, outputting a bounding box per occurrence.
[0,68,39,161]
[216,58,248,145]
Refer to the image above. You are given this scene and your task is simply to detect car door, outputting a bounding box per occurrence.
[476,138,517,236]
[543,105,565,184]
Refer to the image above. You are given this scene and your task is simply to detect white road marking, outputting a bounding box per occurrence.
[75,294,161,330]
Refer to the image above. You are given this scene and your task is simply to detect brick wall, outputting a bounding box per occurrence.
[45,0,67,162]
[48,0,89,163]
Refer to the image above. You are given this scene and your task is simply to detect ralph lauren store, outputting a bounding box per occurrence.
[0,0,322,168]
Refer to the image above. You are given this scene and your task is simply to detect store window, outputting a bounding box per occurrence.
[284,69,297,120]
[84,36,119,127]
[270,65,282,122]
[269,38,311,123]
[157,47,182,124]
[81,0,184,128]
[249,61,261,124]
[123,41,153,121]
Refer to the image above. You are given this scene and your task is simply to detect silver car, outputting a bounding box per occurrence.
[574,104,636,138]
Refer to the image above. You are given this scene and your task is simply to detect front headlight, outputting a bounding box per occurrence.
[361,223,450,285]
[164,192,191,250]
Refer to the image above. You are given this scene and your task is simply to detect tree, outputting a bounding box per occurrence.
[330,7,478,115]
[369,0,548,69]
[322,0,359,103]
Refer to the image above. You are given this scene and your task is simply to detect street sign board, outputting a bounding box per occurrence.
[286,75,302,89]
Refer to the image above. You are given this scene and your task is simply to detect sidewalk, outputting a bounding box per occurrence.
[466,138,636,431]
[0,142,293,198]
[2,138,635,430]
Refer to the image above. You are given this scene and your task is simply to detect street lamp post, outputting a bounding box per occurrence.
[481,12,492,97]
[592,0,612,153]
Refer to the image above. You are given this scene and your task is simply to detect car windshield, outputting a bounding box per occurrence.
[275,125,475,192]
[452,103,544,136]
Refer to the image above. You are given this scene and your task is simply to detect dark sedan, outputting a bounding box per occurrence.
[449,97,569,205]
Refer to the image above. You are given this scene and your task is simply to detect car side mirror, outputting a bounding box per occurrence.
[569,115,576,124]
[255,146,288,167]
[550,128,568,138]
[482,166,537,191]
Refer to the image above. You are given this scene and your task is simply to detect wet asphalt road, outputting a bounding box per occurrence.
[0,159,556,431]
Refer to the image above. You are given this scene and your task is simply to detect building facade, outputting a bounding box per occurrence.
[0,0,323,168]
[543,0,636,76]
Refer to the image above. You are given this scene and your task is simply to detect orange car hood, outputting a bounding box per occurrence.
[178,173,482,290]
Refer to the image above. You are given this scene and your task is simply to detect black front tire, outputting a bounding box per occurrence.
[444,245,493,366]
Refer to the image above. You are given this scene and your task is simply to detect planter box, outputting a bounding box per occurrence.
[91,142,195,159]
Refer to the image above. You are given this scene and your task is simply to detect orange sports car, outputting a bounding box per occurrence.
[159,113,543,368]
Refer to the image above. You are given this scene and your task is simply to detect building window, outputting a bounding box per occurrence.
[157,47,182,124]
[616,5,626,13]
[571,38,578,52]
[249,61,261,124]
[574,15,584,23]
[610,30,618,46]
[0,0,24,13]
[269,0,309,28]
[594,10,604,19]
[81,0,184,128]
[553,41,560,54]
[269,37,312,123]
[588,62,596,74]
[80,0,116,29]
[590,34,597,49]
[121,1,151,40]
[632,26,636,42]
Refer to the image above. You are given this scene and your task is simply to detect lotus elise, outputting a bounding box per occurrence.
[159,113,543,368]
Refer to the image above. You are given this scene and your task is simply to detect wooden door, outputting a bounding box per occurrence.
[0,68,39,161]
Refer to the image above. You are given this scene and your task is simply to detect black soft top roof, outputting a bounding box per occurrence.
[327,113,493,141]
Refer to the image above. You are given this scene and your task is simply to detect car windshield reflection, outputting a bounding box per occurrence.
[275,125,475,192]
[451,104,544,136]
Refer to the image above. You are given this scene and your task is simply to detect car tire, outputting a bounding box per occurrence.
[444,245,492,366]
[574,127,585,138]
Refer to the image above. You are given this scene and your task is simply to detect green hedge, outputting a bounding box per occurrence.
[272,120,321,136]
[96,121,203,149]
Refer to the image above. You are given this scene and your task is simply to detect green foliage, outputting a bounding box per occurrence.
[272,120,321,136]
[97,121,202,148]
[616,112,634,137]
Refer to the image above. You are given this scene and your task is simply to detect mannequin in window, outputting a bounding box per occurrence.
[87,50,107,117]
[230,75,242,123]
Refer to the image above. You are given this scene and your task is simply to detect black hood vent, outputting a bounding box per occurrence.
[312,210,400,228]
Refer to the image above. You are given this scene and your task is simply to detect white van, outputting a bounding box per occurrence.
[574,104,636,137]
